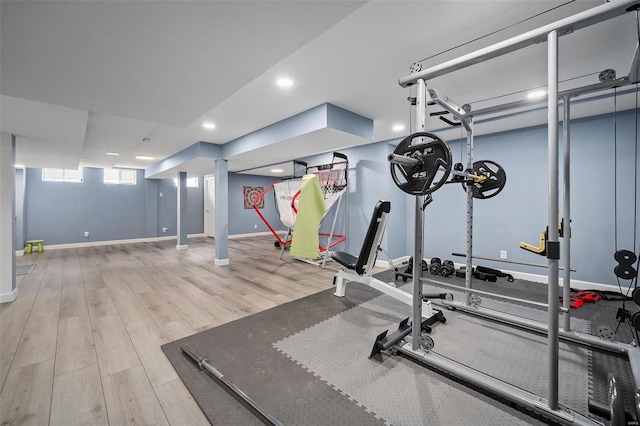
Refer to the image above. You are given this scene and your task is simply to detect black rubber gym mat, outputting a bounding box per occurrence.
[162,282,388,426]
[163,269,637,425]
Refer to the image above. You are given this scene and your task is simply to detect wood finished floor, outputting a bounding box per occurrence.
[0,236,339,425]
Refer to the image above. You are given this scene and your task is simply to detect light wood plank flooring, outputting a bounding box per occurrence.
[1,236,338,425]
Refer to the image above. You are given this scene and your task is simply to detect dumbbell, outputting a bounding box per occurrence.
[455,266,467,278]
[405,257,414,275]
[429,257,441,275]
[440,260,455,277]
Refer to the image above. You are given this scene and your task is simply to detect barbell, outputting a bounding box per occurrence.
[389,132,507,198]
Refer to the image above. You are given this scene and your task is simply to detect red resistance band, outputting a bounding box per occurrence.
[559,291,601,309]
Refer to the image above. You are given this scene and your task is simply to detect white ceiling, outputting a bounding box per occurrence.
[2,1,638,176]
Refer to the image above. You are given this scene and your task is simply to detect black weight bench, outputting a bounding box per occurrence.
[332,201,445,321]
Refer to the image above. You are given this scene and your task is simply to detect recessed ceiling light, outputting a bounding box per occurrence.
[392,124,405,132]
[270,168,284,173]
[276,78,293,88]
[527,89,547,99]
[135,155,155,161]
[203,122,216,130]
[106,152,120,156]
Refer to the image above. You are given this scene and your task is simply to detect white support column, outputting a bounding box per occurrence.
[546,29,560,411]
[562,96,571,332]
[214,159,229,266]
[176,171,188,249]
[1,133,17,303]
[412,79,426,350]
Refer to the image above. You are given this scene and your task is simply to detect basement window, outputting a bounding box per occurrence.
[42,168,83,183]
[173,177,199,188]
[104,168,137,185]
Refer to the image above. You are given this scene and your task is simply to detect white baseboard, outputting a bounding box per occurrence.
[15,250,24,257]
[0,287,18,303]
[176,244,188,250]
[443,260,626,292]
[41,233,206,251]
[214,258,230,266]
[228,231,281,240]
[504,269,632,293]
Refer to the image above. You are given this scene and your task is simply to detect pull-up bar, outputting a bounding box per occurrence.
[399,0,640,87]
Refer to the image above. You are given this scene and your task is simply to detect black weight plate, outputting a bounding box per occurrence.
[421,260,428,271]
[440,264,454,277]
[614,249,637,264]
[463,160,507,199]
[614,264,637,280]
[390,132,452,196]
[633,312,640,331]
[455,268,466,278]
[430,257,441,265]
[443,260,454,267]
[429,263,441,275]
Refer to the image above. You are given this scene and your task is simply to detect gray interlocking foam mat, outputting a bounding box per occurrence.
[275,283,590,425]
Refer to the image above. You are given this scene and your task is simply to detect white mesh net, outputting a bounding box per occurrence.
[272,161,347,229]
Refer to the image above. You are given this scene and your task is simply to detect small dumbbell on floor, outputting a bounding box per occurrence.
[429,258,441,275]
[440,260,455,277]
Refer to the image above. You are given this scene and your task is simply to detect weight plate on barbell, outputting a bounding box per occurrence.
[390,132,452,196]
[463,160,507,199]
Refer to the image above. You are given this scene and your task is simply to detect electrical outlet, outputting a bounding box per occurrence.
[162,227,168,233]
[84,231,89,238]
[500,250,507,259]
[254,224,258,229]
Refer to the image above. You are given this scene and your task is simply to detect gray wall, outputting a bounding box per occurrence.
[227,173,284,236]
[16,108,639,287]
[298,110,638,287]
[23,167,204,245]
[421,109,639,286]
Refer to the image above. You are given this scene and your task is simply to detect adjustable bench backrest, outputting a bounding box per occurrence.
[354,201,391,275]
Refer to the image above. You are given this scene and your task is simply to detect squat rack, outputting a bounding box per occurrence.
[393,1,640,424]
